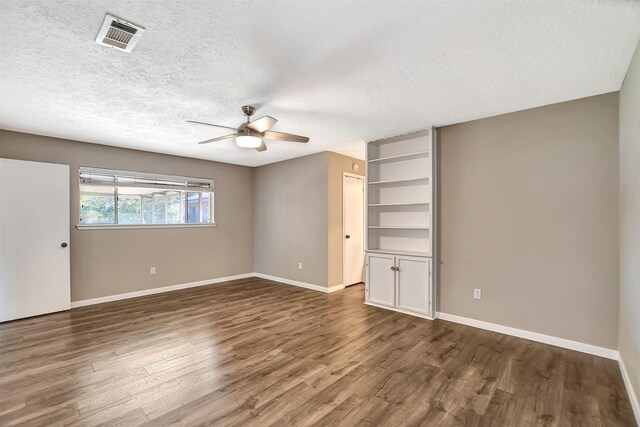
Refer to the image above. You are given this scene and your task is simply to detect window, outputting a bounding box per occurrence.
[79,168,214,227]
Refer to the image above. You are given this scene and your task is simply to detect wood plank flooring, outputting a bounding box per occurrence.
[0,278,635,426]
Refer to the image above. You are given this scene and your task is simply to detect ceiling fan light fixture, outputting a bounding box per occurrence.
[236,125,263,148]
[236,134,263,148]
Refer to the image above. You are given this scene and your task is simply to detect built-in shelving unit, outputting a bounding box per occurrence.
[365,128,437,319]
[366,130,434,255]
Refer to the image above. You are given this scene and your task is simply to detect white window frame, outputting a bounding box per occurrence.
[77,167,215,230]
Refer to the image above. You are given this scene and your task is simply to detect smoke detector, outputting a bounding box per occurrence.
[95,14,145,53]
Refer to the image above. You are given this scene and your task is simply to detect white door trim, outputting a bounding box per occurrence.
[342,172,364,287]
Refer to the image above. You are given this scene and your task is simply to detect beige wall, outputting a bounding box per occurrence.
[439,92,620,349]
[253,152,329,286]
[619,41,640,409]
[327,152,365,286]
[0,131,254,302]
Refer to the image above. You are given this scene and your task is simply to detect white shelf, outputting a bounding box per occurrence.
[368,202,429,207]
[368,150,429,164]
[366,248,431,257]
[368,177,429,186]
[368,225,429,230]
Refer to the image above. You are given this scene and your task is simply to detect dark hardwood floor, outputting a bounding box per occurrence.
[0,278,635,426]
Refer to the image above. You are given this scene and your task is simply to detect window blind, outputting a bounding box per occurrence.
[79,167,214,192]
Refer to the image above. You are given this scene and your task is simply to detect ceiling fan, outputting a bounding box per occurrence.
[187,106,309,152]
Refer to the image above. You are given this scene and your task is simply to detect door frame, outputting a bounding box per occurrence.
[342,172,365,287]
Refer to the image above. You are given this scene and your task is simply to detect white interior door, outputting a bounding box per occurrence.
[343,174,364,286]
[1,158,70,322]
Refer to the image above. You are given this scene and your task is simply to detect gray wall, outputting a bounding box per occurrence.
[0,130,362,298]
[439,92,620,349]
[253,152,329,286]
[252,151,365,288]
[0,131,254,302]
[619,41,640,407]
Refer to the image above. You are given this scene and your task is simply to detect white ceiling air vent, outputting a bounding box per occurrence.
[95,14,145,53]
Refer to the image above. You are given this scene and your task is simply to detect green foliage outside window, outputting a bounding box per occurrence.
[80,194,115,224]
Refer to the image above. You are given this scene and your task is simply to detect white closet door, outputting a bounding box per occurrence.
[1,159,70,322]
[343,174,364,286]
[366,253,395,307]
[396,256,429,314]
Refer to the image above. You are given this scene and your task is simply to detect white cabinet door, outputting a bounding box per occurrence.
[0,159,70,322]
[396,256,430,315]
[366,253,395,307]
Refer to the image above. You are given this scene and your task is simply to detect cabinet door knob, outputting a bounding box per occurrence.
[61,242,68,248]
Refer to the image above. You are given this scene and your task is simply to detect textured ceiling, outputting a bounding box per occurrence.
[1,1,639,167]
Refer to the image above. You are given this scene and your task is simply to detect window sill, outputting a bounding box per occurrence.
[76,223,217,230]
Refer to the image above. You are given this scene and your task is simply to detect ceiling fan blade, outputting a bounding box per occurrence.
[263,131,309,143]
[255,140,267,152]
[197,134,236,144]
[248,116,277,133]
[187,120,238,132]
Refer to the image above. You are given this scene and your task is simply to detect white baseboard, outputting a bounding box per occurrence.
[365,301,434,320]
[436,312,618,360]
[70,273,255,308]
[71,272,345,308]
[254,273,344,293]
[327,284,346,293]
[619,355,640,424]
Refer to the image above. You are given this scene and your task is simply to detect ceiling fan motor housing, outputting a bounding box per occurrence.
[236,123,261,138]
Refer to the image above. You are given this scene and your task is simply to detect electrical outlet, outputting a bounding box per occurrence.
[473,288,482,300]
[298,262,303,270]
[150,267,156,275]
